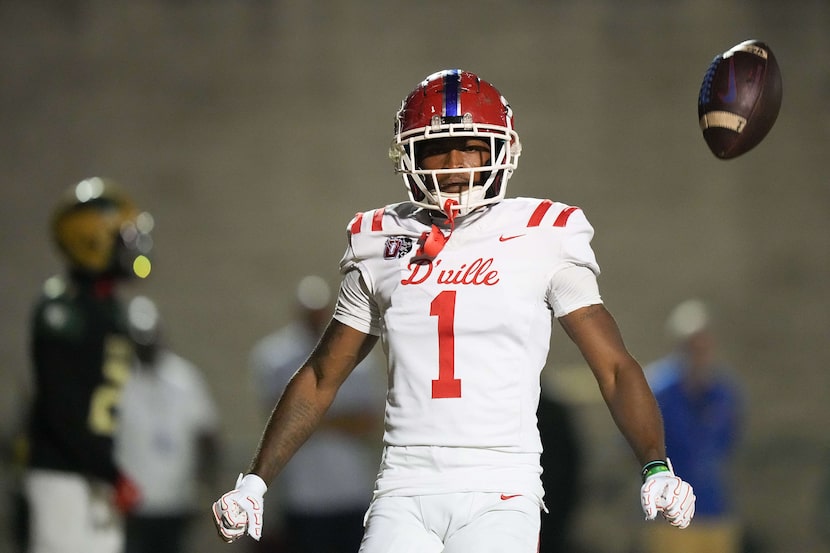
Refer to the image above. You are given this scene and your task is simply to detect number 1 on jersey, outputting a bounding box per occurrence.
[431,290,462,398]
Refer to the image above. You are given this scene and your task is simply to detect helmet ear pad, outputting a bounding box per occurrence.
[482,138,511,199]
[405,175,426,202]
[483,171,500,199]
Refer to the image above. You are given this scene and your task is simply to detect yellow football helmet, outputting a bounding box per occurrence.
[51,177,153,279]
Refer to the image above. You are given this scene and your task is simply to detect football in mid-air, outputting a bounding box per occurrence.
[697,39,783,159]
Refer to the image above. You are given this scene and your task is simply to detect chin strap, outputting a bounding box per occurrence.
[411,199,458,264]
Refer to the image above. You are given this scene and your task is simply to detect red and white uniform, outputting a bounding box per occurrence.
[335,198,601,505]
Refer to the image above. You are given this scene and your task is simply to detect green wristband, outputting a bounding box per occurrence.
[641,460,670,482]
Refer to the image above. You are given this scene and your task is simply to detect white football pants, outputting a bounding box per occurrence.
[358,492,541,553]
[24,469,124,553]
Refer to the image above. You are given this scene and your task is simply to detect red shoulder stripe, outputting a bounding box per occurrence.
[371,208,384,231]
[527,200,553,227]
[553,206,579,227]
[350,209,385,234]
[350,212,364,234]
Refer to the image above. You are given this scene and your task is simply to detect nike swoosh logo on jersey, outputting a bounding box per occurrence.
[718,58,737,103]
[500,493,522,500]
[499,234,525,242]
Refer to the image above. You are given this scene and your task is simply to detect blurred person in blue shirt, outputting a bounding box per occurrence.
[643,299,744,553]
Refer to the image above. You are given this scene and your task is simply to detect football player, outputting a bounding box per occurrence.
[213,70,695,552]
[24,178,152,553]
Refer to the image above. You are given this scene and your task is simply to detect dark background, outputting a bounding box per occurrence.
[1,2,828,552]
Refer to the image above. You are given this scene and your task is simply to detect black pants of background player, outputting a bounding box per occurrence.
[537,393,583,553]
[125,513,192,553]
[284,508,366,553]
[10,486,28,553]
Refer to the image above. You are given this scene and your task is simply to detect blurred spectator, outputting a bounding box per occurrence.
[642,299,744,553]
[248,275,384,553]
[24,178,152,553]
[116,295,221,553]
[537,384,583,553]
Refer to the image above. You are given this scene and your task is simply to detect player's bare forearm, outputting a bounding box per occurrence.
[248,367,331,482]
[559,304,666,465]
[248,320,377,484]
[599,362,666,465]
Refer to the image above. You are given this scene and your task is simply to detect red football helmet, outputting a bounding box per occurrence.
[390,69,521,215]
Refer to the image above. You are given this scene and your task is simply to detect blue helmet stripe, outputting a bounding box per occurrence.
[443,70,461,118]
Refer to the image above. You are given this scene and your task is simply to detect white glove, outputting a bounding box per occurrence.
[640,458,696,529]
[212,473,267,542]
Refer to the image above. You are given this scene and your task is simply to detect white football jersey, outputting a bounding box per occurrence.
[335,197,601,498]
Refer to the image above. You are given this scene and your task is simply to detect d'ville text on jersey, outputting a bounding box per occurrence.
[401,257,500,286]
